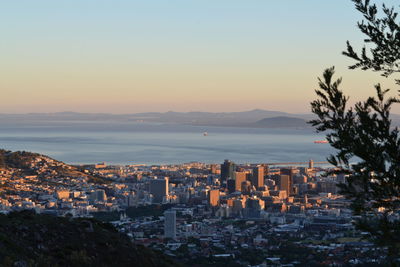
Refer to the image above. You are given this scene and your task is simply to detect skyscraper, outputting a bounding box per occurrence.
[208,189,220,206]
[150,177,169,203]
[251,166,264,188]
[309,159,314,169]
[221,160,236,183]
[280,174,293,197]
[227,179,236,194]
[235,171,247,191]
[164,210,176,239]
[280,168,298,195]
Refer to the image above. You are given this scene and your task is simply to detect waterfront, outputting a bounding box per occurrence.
[0,120,333,165]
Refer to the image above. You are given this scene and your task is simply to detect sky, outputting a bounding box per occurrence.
[1,0,399,114]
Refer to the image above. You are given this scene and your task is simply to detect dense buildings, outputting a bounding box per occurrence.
[0,153,385,266]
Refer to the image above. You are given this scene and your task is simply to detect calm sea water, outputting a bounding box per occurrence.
[0,121,334,165]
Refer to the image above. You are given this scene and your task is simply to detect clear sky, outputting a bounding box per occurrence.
[1,0,398,114]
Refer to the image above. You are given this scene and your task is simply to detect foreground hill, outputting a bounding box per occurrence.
[0,211,176,267]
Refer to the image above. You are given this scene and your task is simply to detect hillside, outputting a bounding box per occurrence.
[0,149,108,184]
[0,210,176,267]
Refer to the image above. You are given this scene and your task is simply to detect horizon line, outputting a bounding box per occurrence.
[0,109,313,116]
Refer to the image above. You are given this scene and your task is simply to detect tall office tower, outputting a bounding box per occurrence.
[221,160,236,183]
[279,175,291,196]
[227,179,236,194]
[281,168,299,195]
[164,210,176,239]
[208,189,220,206]
[309,159,314,169]
[235,171,247,191]
[251,166,265,188]
[150,177,169,203]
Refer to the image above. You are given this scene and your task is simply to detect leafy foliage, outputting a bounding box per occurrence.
[310,0,400,259]
[0,210,176,267]
[310,67,400,257]
[92,204,174,222]
[343,0,400,84]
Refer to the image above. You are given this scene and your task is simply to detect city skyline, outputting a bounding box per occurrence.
[1,0,399,265]
[1,0,398,114]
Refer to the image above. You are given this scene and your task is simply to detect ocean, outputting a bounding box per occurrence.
[0,120,334,165]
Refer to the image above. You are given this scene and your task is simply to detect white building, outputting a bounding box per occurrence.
[164,210,176,239]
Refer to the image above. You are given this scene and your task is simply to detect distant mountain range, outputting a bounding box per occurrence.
[0,109,313,128]
[1,109,400,128]
[253,116,308,128]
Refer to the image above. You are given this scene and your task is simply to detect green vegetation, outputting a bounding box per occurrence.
[310,0,400,259]
[92,204,175,222]
[87,174,112,184]
[0,210,176,267]
[0,149,40,171]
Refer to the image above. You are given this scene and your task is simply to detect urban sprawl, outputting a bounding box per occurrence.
[0,156,386,266]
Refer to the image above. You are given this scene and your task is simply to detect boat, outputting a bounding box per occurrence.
[314,140,328,144]
[203,132,208,136]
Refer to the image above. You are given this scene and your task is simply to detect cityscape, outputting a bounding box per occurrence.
[1,0,400,265]
[0,152,387,266]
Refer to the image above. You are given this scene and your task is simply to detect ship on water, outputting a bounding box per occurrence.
[314,140,328,144]
[203,132,208,136]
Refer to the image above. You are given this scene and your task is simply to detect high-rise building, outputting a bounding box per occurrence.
[208,189,220,206]
[221,160,236,183]
[280,168,299,195]
[164,210,176,239]
[279,175,291,196]
[235,171,247,191]
[226,172,248,193]
[227,179,236,194]
[150,177,169,203]
[251,166,264,188]
[309,159,314,169]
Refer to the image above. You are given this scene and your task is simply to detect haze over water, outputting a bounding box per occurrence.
[0,121,333,165]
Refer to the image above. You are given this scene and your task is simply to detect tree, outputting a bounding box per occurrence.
[343,0,400,84]
[310,0,400,261]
